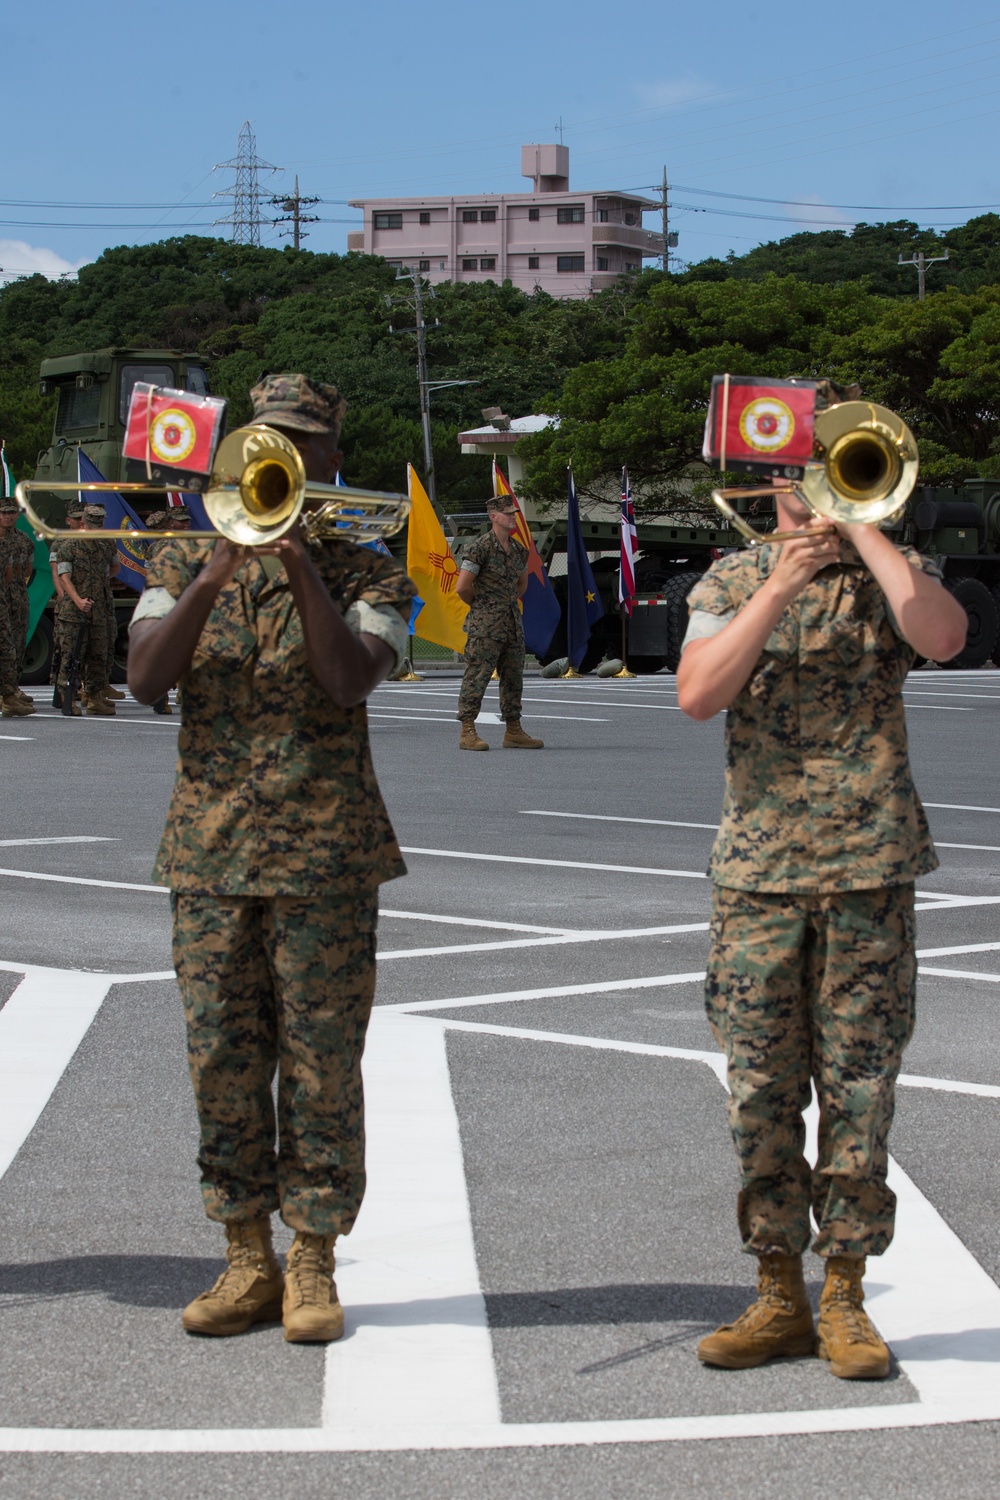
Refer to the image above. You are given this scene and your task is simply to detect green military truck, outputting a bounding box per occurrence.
[512,481,1000,673]
[23,347,211,683]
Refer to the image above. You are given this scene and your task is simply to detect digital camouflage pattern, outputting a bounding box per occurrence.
[685,540,940,893]
[705,883,916,1258]
[0,532,16,695]
[172,889,377,1234]
[456,530,528,723]
[54,535,117,694]
[6,529,33,680]
[146,535,416,894]
[249,372,347,438]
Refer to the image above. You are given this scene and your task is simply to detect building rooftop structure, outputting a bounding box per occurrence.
[349,145,664,299]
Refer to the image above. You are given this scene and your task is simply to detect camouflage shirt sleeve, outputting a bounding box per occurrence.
[460,535,488,576]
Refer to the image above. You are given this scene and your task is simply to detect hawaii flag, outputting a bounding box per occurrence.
[406,465,469,653]
[493,463,560,657]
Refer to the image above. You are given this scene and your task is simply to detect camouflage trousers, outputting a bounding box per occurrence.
[7,584,28,682]
[456,625,524,723]
[172,890,378,1236]
[53,603,109,695]
[0,595,15,695]
[705,883,916,1260]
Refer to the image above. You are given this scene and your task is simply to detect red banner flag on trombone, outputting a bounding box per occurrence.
[619,466,637,616]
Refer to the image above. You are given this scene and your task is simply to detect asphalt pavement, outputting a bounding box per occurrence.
[2,667,1000,1497]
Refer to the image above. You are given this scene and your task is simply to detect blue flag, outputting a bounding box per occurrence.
[168,489,215,533]
[565,467,605,669]
[337,469,424,634]
[79,450,149,593]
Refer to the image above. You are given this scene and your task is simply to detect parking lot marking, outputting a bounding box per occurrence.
[400,847,709,880]
[323,1012,500,1433]
[378,923,714,962]
[380,909,568,935]
[522,809,719,831]
[0,836,118,848]
[924,802,1000,814]
[388,970,708,1014]
[918,965,1000,983]
[0,867,166,892]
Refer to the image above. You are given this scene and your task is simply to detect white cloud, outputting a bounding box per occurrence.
[784,195,856,231]
[0,239,90,284]
[633,75,713,112]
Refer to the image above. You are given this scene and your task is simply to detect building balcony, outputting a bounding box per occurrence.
[593,224,665,254]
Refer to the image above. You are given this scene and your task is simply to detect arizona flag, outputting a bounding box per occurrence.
[619,466,637,615]
[493,463,560,657]
[406,464,469,653]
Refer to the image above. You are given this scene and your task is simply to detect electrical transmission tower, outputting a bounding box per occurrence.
[213,121,281,246]
[270,176,320,250]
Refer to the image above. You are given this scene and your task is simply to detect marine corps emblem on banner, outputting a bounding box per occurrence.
[703,375,817,478]
[123,382,227,489]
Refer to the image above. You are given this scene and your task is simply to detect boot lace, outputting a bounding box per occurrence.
[286,1236,334,1309]
[823,1266,879,1345]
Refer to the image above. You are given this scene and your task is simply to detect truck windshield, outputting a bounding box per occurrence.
[185,365,210,396]
[57,384,101,431]
[118,364,173,425]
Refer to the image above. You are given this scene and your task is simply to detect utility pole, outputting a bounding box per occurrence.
[213,121,281,247]
[662,167,669,273]
[270,175,320,250]
[387,271,477,511]
[898,248,949,300]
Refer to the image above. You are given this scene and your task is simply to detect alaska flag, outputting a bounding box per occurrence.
[565,467,605,669]
[493,463,560,658]
[79,450,149,592]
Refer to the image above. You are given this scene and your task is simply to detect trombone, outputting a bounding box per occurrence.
[711,399,919,545]
[15,424,411,546]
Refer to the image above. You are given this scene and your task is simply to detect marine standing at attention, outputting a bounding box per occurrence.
[127,373,417,1344]
[455,494,543,751]
[55,503,120,716]
[0,495,36,717]
[677,484,967,1379]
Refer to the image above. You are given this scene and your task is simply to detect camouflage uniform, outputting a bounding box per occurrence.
[685,539,939,1260]
[456,530,528,723]
[0,528,15,698]
[55,529,117,697]
[3,522,34,683]
[136,376,416,1235]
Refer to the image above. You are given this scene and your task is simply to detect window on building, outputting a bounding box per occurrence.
[597,208,609,223]
[624,212,637,226]
[557,255,585,273]
[374,212,402,230]
[386,260,402,270]
[118,363,173,425]
[419,211,430,225]
[480,208,496,223]
[480,257,496,271]
[528,207,540,221]
[528,256,539,269]
[462,209,478,223]
[625,261,638,271]
[418,259,430,272]
[462,258,478,271]
[557,205,585,224]
[596,256,609,271]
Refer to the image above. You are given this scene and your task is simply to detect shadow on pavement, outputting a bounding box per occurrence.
[0,1254,220,1309]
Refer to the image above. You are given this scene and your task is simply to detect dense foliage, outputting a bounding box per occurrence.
[2,214,1000,515]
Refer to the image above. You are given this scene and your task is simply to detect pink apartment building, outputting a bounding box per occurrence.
[348,145,664,299]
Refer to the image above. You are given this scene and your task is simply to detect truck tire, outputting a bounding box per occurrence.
[664,571,705,674]
[20,614,54,685]
[940,578,998,669]
[537,577,610,673]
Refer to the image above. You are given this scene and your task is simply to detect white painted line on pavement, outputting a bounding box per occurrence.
[904,705,973,712]
[387,970,708,1014]
[0,735,33,742]
[400,847,709,880]
[380,909,568,935]
[0,968,114,1182]
[918,966,1000,983]
[924,802,1000,814]
[904,690,1000,700]
[378,923,713,963]
[0,837,118,848]
[933,842,1000,852]
[0,867,166,893]
[522,809,719,831]
[0,961,174,983]
[323,1012,500,1432]
[521,693,684,712]
[916,940,1000,958]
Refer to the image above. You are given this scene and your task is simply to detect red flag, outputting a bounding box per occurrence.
[493,464,546,586]
[123,383,225,476]
[703,375,816,477]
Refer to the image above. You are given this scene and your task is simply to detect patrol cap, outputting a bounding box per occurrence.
[144,510,168,530]
[65,501,87,521]
[83,503,106,524]
[0,495,18,514]
[167,504,192,522]
[249,372,347,439]
[486,495,516,514]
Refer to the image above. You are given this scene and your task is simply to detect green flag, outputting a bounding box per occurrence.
[1,447,53,642]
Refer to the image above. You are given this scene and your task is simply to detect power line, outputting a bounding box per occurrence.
[213,121,281,247]
[667,186,1000,213]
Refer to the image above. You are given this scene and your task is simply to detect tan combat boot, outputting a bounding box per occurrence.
[2,694,34,718]
[503,720,544,749]
[182,1218,284,1337]
[817,1255,890,1379]
[283,1232,344,1343]
[698,1254,815,1368]
[85,694,116,716]
[103,685,126,699]
[14,689,36,711]
[459,717,488,751]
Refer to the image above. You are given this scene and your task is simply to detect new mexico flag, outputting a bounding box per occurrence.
[406,465,469,653]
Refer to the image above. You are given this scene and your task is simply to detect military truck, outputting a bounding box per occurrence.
[23,348,211,683]
[512,481,1000,674]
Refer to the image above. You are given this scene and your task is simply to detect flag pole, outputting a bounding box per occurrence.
[394,636,424,683]
[613,604,637,678]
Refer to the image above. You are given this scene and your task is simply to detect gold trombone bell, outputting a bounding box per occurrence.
[711,401,919,545]
[14,424,411,546]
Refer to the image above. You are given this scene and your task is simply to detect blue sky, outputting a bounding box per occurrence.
[3,0,1000,283]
